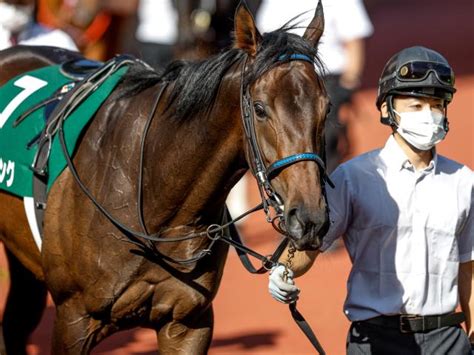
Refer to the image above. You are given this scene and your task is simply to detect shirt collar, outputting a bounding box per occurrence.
[380,135,438,173]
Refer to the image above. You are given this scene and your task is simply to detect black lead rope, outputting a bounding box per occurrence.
[225,208,326,355]
[290,303,326,355]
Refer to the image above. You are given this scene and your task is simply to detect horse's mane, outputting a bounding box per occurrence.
[119,25,325,122]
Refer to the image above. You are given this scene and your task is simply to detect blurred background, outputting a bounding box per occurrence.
[0,0,473,353]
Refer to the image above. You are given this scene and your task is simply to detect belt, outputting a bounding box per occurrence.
[362,312,465,333]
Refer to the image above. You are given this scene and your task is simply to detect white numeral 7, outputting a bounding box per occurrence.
[0,75,48,129]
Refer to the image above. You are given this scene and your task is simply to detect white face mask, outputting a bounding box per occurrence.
[0,2,33,34]
[394,109,447,151]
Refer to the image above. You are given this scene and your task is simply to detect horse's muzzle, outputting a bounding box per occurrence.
[285,206,329,251]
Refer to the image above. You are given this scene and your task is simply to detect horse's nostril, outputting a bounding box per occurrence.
[287,207,300,225]
[286,207,305,238]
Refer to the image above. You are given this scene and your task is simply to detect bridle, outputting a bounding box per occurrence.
[240,53,334,234]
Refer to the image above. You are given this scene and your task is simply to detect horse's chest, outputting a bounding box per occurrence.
[105,273,218,326]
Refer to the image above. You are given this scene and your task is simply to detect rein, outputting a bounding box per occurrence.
[56,54,328,354]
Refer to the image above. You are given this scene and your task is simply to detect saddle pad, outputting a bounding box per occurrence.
[0,64,127,197]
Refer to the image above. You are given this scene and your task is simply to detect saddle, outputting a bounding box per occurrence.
[0,55,135,246]
[31,55,135,239]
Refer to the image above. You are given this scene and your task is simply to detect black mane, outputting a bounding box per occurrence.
[119,24,325,122]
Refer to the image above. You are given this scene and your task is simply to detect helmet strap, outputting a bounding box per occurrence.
[380,95,399,128]
[443,106,450,133]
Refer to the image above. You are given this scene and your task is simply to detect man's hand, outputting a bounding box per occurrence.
[268,264,300,304]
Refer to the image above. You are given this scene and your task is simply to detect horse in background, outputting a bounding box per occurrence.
[0,2,329,353]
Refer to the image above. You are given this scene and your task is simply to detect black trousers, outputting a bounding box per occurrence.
[347,321,471,355]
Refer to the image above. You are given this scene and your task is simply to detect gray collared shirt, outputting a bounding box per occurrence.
[322,135,474,321]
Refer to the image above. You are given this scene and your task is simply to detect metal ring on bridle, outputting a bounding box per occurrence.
[262,254,275,270]
[270,215,287,236]
[206,224,223,241]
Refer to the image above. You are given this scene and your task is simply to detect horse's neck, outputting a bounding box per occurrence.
[144,76,246,231]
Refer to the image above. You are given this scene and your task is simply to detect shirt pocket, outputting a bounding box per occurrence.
[429,226,459,263]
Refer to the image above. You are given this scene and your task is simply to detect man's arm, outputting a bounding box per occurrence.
[459,261,474,341]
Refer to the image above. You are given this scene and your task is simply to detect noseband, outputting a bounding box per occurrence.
[240,53,334,232]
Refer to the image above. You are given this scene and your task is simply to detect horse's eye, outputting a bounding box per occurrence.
[253,102,267,119]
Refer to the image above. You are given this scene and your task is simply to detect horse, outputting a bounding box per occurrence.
[0,2,329,353]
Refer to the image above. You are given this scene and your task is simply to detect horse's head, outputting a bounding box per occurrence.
[234,2,330,251]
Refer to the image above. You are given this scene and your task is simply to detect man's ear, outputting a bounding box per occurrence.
[303,0,324,47]
[380,102,389,117]
[233,1,262,57]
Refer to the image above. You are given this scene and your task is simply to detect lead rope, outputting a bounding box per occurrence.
[284,243,326,355]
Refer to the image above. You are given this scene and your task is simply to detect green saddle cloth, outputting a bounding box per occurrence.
[0,63,127,198]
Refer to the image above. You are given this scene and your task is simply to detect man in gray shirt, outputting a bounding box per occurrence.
[269,46,474,354]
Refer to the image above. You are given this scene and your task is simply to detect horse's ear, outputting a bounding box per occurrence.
[303,0,325,47]
[234,1,262,57]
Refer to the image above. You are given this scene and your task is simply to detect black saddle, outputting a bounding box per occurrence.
[60,59,104,80]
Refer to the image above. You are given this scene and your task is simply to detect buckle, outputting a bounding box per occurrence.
[399,315,421,333]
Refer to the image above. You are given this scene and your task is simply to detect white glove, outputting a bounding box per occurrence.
[268,264,300,304]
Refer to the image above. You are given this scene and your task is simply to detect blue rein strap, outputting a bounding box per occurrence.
[266,153,335,188]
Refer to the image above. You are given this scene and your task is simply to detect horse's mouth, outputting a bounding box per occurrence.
[290,227,325,251]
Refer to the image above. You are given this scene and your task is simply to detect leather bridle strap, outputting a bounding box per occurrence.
[225,207,289,273]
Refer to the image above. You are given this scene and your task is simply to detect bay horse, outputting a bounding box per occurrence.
[0,2,329,353]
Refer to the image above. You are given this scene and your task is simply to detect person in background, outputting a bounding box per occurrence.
[269,46,474,354]
[135,0,180,69]
[256,0,373,172]
[0,0,77,51]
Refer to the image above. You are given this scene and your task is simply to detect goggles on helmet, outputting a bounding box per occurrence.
[396,61,455,86]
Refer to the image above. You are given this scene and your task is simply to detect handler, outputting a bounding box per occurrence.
[269,46,474,354]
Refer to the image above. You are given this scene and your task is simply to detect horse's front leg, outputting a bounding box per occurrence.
[3,248,47,355]
[51,299,102,355]
[157,306,214,355]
